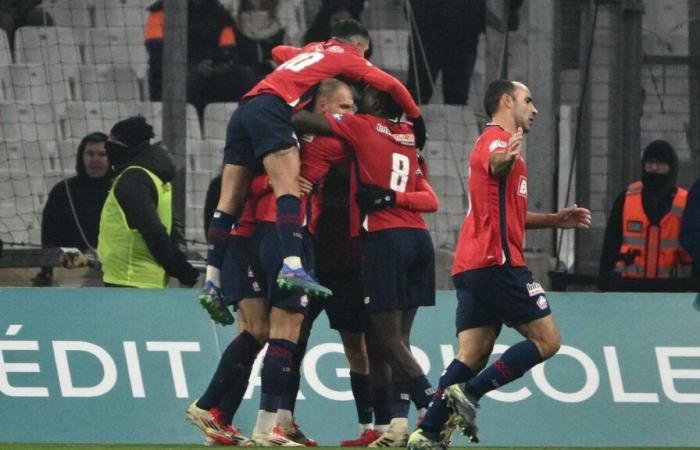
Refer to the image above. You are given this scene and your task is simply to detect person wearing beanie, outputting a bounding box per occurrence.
[33,132,112,287]
[97,116,199,288]
[599,139,692,291]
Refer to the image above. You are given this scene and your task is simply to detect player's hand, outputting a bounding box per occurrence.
[507,127,523,160]
[555,204,592,229]
[409,115,427,150]
[356,183,396,212]
[298,176,313,195]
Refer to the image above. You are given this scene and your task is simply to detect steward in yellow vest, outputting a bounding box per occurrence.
[98,116,199,288]
[599,140,692,291]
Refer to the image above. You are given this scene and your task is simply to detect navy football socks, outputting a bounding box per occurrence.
[206,209,234,269]
[390,380,411,419]
[197,331,261,411]
[260,339,297,413]
[350,371,374,425]
[420,359,474,433]
[409,374,435,410]
[276,195,304,260]
[373,386,392,428]
[466,339,542,400]
[279,339,307,413]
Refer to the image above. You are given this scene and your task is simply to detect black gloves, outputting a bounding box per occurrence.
[356,183,396,212]
[168,254,200,287]
[409,115,427,150]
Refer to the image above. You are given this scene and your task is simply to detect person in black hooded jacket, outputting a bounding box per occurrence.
[33,132,111,286]
[599,140,693,291]
[98,116,199,288]
[144,0,257,114]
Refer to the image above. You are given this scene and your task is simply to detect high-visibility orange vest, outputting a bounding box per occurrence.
[144,10,237,46]
[615,181,692,278]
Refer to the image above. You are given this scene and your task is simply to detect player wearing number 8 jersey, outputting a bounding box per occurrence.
[204,19,427,311]
[293,86,439,447]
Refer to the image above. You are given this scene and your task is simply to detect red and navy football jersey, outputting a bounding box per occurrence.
[328,113,428,233]
[244,39,420,118]
[452,124,528,274]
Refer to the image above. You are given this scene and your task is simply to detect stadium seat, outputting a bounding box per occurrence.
[422,104,480,144]
[277,0,307,46]
[43,0,92,28]
[0,101,61,142]
[368,28,409,73]
[186,170,214,208]
[0,140,60,179]
[15,27,82,67]
[132,101,202,140]
[0,66,11,100]
[84,28,149,78]
[363,0,409,30]
[77,64,141,102]
[0,29,11,66]
[58,138,81,175]
[93,0,151,32]
[194,139,224,173]
[203,102,237,140]
[59,100,132,139]
[9,63,52,103]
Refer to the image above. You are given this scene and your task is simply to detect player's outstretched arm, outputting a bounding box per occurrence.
[490,127,522,177]
[271,45,302,65]
[526,204,592,229]
[291,110,333,135]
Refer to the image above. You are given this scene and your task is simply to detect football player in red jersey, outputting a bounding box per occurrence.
[204,19,427,306]
[293,86,439,447]
[407,80,592,449]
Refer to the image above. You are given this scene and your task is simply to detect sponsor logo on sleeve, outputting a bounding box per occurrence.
[332,113,345,121]
[489,139,508,152]
[518,175,528,198]
[536,295,549,310]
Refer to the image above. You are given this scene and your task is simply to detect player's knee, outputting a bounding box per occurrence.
[535,330,561,361]
[345,347,369,373]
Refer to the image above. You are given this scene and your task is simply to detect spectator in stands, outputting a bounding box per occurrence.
[302,0,364,45]
[33,132,111,287]
[0,0,52,48]
[680,178,700,286]
[98,116,199,288]
[236,0,285,80]
[406,0,490,105]
[144,0,257,114]
[599,140,693,291]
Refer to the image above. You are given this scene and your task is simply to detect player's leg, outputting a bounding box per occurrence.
[367,330,392,436]
[462,268,557,403]
[276,315,317,446]
[205,102,255,296]
[399,307,435,421]
[252,306,305,446]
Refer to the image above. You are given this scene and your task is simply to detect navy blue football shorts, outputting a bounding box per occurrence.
[220,235,265,308]
[310,271,369,333]
[362,227,435,314]
[223,93,299,168]
[254,222,314,315]
[453,263,552,334]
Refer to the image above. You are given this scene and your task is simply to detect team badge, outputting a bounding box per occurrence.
[333,113,345,121]
[536,295,548,310]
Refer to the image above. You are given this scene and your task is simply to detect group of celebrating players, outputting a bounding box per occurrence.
[184,18,593,449]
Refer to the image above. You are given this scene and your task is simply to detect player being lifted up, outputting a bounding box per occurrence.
[204,18,427,304]
[293,86,439,447]
[407,80,592,449]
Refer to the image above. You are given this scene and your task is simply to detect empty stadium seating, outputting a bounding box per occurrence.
[59,100,132,139]
[368,28,410,79]
[77,64,141,102]
[203,102,237,140]
[0,29,11,66]
[0,101,61,142]
[43,0,92,29]
[15,27,82,67]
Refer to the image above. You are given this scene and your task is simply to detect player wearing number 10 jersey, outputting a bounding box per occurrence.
[293,86,439,446]
[204,19,427,309]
